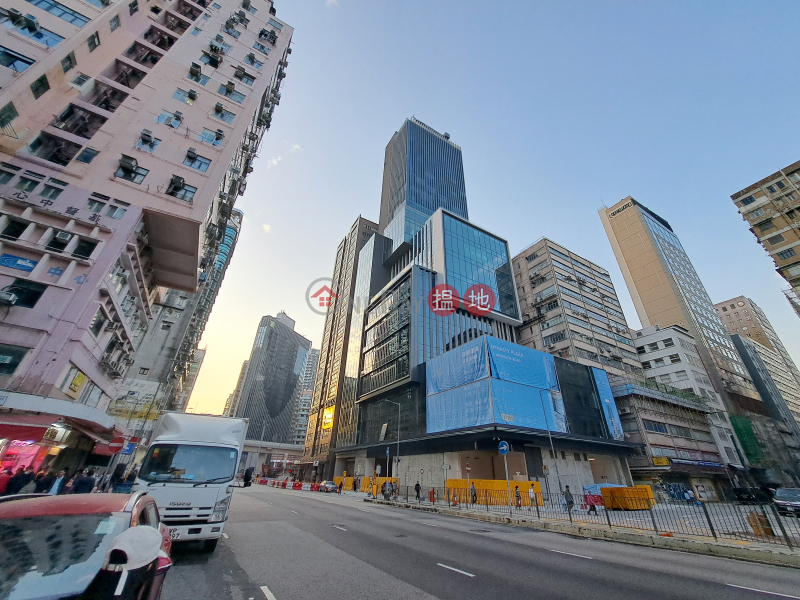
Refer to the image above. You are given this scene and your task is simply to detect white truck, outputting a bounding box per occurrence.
[134,412,248,552]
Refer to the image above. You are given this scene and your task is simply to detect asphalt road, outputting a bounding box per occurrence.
[162,485,800,600]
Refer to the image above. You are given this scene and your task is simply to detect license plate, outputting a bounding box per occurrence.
[169,528,181,540]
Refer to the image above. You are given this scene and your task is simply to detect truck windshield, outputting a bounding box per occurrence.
[140,444,237,484]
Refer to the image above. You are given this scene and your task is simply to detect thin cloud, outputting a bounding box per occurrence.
[262,224,272,234]
[326,0,338,5]
[267,155,282,168]
[289,143,302,153]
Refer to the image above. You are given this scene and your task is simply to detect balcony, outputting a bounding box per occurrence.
[27,132,81,166]
[164,14,190,36]
[125,42,163,67]
[50,105,107,139]
[86,82,129,113]
[144,26,178,51]
[104,60,147,89]
[173,0,201,21]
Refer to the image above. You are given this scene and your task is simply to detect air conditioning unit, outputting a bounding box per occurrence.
[237,10,246,22]
[225,80,235,94]
[24,14,41,32]
[54,231,73,243]
[173,111,183,123]
[168,175,185,193]
[230,167,240,175]
[186,147,197,161]
[188,89,198,101]
[235,66,245,79]
[208,54,221,68]
[618,407,632,415]
[0,291,18,306]
[214,102,224,113]
[242,0,251,8]
[190,63,202,77]
[140,129,153,144]
[119,155,138,172]
[215,129,224,141]
[286,47,292,54]
[219,192,230,202]
[7,8,24,23]
[246,52,256,63]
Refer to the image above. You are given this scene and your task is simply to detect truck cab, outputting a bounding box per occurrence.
[134,413,248,552]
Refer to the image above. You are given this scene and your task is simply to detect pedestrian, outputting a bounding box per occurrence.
[352,478,357,492]
[684,488,695,505]
[71,469,97,494]
[8,467,33,495]
[36,470,56,494]
[337,480,343,495]
[564,486,574,512]
[587,494,598,515]
[49,469,68,495]
[108,462,126,492]
[0,468,11,495]
[528,485,536,512]
[125,465,139,483]
[415,480,421,501]
[470,482,477,505]
[514,485,522,510]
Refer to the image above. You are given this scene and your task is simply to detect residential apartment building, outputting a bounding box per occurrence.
[600,197,798,485]
[0,0,291,473]
[730,161,800,308]
[301,216,377,478]
[512,238,642,378]
[221,358,248,416]
[290,347,318,445]
[174,346,204,411]
[714,295,800,421]
[235,312,310,445]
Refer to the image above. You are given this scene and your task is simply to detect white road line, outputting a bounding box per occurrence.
[357,509,370,513]
[437,563,475,577]
[260,585,277,600]
[333,525,347,531]
[222,533,229,539]
[421,522,438,527]
[291,510,299,514]
[727,584,800,599]
[549,549,592,560]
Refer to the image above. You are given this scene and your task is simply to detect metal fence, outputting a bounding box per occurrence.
[376,485,800,550]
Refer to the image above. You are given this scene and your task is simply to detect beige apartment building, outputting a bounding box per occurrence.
[0,0,291,470]
[730,161,800,312]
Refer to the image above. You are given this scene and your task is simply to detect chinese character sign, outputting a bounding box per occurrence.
[464,284,496,317]
[428,284,459,317]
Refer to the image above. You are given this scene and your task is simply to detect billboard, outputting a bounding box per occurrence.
[426,336,488,395]
[486,337,559,390]
[490,380,567,432]
[591,367,625,441]
[427,379,492,433]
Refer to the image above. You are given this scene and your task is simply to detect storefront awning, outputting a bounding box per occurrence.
[0,414,56,443]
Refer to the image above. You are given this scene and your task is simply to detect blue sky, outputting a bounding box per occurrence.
[190,0,800,413]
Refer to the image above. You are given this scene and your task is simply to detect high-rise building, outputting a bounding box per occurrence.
[235,312,310,445]
[601,197,799,485]
[729,162,800,307]
[301,216,377,477]
[785,288,800,319]
[222,359,249,417]
[290,348,318,445]
[174,347,204,412]
[0,1,291,471]
[512,238,642,377]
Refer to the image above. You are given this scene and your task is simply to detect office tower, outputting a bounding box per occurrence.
[291,348,318,445]
[730,162,800,307]
[301,216,377,478]
[0,1,291,469]
[601,197,800,485]
[222,359,249,417]
[512,238,642,377]
[379,118,468,250]
[236,312,311,445]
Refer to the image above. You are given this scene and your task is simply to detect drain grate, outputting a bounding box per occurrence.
[394,534,408,538]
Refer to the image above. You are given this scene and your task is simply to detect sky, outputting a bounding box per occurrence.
[188,0,800,414]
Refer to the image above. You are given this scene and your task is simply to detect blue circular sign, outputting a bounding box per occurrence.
[386,447,390,457]
[498,441,509,455]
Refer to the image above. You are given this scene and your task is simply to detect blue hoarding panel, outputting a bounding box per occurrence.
[491,379,566,432]
[486,337,559,390]
[426,336,488,395]
[592,367,624,441]
[427,378,493,433]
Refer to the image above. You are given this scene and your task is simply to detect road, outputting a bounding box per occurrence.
[163,485,800,600]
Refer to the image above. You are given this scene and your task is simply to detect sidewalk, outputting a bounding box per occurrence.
[365,497,800,569]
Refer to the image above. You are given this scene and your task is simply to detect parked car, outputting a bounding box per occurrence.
[0,492,172,600]
[319,481,338,493]
[773,488,800,517]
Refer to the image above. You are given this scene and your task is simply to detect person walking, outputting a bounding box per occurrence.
[8,467,34,495]
[36,470,56,494]
[470,482,477,506]
[0,468,11,495]
[49,469,68,495]
[564,486,575,512]
[528,485,536,513]
[684,488,696,505]
[415,480,421,502]
[71,469,97,494]
[337,480,343,495]
[514,486,522,510]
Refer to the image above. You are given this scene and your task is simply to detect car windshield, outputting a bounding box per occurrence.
[140,444,238,484]
[775,488,800,501]
[1,513,126,599]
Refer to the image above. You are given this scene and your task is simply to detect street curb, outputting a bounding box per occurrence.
[364,498,800,569]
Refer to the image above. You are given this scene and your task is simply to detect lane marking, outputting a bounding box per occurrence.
[291,510,299,514]
[260,585,277,600]
[549,549,592,560]
[727,584,800,599]
[357,509,370,513]
[222,533,229,539]
[333,525,347,531]
[421,522,438,527]
[437,563,475,577]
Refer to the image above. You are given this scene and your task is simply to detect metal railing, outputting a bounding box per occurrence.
[384,486,799,550]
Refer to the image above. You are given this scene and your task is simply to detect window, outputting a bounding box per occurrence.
[758,220,776,234]
[748,207,766,218]
[72,72,90,86]
[0,102,19,128]
[188,69,210,85]
[87,32,100,52]
[156,110,182,128]
[653,357,664,366]
[110,14,120,31]
[212,2,221,8]
[30,75,50,99]
[160,321,173,330]
[106,205,127,219]
[14,177,39,192]
[40,184,62,200]
[636,346,646,354]
[75,148,99,163]
[89,307,107,336]
[73,238,97,259]
[668,353,681,364]
[86,198,105,212]
[7,279,46,308]
[183,152,211,172]
[573,453,582,462]
[657,374,672,383]
[253,41,270,55]
[211,105,235,123]
[267,17,283,30]
[115,163,149,184]
[166,182,196,201]
[0,343,28,376]
[173,88,196,105]
[61,52,76,72]
[647,343,659,351]
[777,248,796,260]
[234,69,255,85]
[139,367,150,375]
[0,46,34,72]
[669,424,692,438]
[766,234,785,245]
[662,337,674,348]
[776,181,786,189]
[642,420,668,434]
[2,17,64,47]
[244,53,263,69]
[129,0,139,15]
[25,0,90,26]
[199,128,222,146]
[1,220,27,240]
[135,135,160,152]
[191,26,201,35]
[767,185,776,193]
[740,196,756,206]
[673,370,689,381]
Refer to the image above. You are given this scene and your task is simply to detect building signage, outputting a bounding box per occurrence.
[0,254,37,272]
[608,202,633,219]
[652,457,670,466]
[321,406,335,430]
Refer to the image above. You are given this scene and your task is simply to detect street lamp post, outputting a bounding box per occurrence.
[382,400,401,494]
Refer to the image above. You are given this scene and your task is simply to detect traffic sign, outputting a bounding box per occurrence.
[441,464,451,470]
[420,469,424,475]
[386,447,390,457]
[376,464,382,475]
[465,463,471,473]
[498,441,509,455]
[107,437,125,454]
[120,442,135,456]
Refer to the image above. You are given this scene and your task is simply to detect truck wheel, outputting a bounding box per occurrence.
[203,538,218,553]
